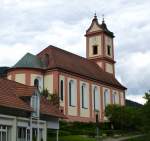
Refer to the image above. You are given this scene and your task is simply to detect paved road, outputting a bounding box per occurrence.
[102,135,143,141]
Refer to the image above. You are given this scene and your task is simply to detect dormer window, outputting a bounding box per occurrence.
[93,45,98,55]
[107,45,111,56]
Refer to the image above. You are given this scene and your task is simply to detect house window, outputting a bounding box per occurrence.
[0,125,11,141]
[60,80,64,101]
[107,45,111,56]
[93,86,99,111]
[69,80,76,106]
[81,84,88,109]
[93,45,98,55]
[17,127,26,140]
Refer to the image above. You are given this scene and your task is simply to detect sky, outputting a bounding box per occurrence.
[0,0,150,104]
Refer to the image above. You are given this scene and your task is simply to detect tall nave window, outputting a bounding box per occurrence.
[69,80,76,106]
[81,84,88,109]
[60,80,64,101]
[93,86,99,111]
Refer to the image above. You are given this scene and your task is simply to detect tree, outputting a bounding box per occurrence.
[105,105,142,131]
[142,90,150,132]
[40,89,60,107]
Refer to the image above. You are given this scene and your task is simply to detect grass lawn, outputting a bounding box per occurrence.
[123,134,150,141]
[48,135,96,141]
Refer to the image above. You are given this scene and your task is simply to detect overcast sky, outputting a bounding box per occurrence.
[0,0,149,104]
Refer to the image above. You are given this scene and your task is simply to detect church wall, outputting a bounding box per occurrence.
[57,71,125,122]
[7,74,12,80]
[89,22,102,32]
[105,35,113,58]
[15,74,25,84]
[44,73,53,94]
[105,63,113,74]
[88,35,102,57]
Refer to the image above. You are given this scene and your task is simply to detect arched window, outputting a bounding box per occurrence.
[113,92,119,105]
[81,84,88,109]
[93,86,99,111]
[60,80,64,101]
[33,77,43,92]
[69,80,76,106]
[112,92,116,104]
[104,89,110,107]
[34,79,39,88]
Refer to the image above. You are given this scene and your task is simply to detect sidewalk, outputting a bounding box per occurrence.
[103,134,143,141]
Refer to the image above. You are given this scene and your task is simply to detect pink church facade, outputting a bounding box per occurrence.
[7,15,126,122]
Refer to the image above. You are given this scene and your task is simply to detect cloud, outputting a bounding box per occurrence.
[0,0,149,104]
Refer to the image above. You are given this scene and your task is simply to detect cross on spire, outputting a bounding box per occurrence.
[102,14,105,23]
[94,12,97,19]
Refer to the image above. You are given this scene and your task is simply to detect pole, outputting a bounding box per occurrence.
[37,117,40,141]
[96,112,99,141]
[56,129,59,141]
[30,117,32,141]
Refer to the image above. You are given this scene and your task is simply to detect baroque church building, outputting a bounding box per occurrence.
[7,15,126,122]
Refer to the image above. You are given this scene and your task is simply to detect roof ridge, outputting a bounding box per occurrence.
[40,45,103,67]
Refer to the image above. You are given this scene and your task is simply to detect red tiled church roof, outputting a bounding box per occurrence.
[0,78,65,118]
[37,45,126,90]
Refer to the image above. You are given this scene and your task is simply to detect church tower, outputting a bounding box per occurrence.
[85,14,116,75]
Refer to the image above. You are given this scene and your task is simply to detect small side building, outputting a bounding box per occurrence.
[0,78,65,141]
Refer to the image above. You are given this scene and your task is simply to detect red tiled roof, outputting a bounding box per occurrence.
[0,78,65,118]
[37,45,126,90]
[40,97,66,118]
[0,79,32,112]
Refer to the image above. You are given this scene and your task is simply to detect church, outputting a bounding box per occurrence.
[6,15,126,122]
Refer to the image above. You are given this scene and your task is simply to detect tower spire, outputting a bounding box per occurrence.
[93,12,97,21]
[102,14,105,23]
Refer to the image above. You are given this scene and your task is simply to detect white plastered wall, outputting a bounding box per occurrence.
[105,63,113,74]
[89,35,102,57]
[120,92,125,106]
[15,74,25,84]
[44,74,53,94]
[7,75,12,80]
